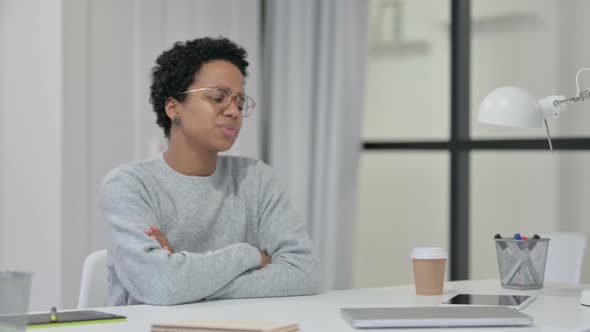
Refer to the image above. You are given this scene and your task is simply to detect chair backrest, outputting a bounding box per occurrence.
[78,249,108,308]
[543,232,587,284]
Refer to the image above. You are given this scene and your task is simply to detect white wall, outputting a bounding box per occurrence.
[0,0,64,311]
[61,0,90,309]
[0,0,5,268]
[0,0,261,310]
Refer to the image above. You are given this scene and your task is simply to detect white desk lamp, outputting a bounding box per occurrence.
[478,68,590,306]
[479,68,590,151]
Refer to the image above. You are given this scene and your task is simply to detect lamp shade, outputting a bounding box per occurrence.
[478,86,544,128]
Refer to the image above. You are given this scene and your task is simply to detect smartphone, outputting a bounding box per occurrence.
[442,294,536,310]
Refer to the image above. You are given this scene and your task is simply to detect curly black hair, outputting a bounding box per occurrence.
[150,37,249,138]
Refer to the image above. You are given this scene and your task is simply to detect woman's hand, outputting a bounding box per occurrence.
[259,250,271,269]
[145,225,174,253]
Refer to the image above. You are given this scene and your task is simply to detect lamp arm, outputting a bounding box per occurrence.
[538,90,589,120]
[538,95,567,119]
[553,67,590,106]
[553,89,590,106]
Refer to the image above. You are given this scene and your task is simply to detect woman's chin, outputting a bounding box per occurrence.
[215,140,236,152]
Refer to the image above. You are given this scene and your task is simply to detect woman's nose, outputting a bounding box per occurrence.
[222,97,242,118]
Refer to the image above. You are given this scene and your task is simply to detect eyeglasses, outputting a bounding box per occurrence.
[179,87,256,117]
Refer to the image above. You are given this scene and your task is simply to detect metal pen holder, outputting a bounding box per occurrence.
[495,238,550,290]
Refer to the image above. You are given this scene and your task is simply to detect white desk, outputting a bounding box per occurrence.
[34,279,590,331]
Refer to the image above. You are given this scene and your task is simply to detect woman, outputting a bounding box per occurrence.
[100,37,319,306]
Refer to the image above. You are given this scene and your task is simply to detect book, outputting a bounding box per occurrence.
[151,320,299,332]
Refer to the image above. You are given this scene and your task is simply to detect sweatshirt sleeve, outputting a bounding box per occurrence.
[100,170,261,305]
[205,162,320,300]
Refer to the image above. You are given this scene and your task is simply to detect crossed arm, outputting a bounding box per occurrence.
[145,225,272,268]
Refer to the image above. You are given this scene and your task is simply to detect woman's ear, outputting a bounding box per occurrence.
[164,97,180,120]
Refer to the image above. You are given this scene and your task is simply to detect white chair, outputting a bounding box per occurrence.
[78,249,109,308]
[543,232,587,284]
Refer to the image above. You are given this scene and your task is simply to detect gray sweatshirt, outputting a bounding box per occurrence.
[100,154,319,306]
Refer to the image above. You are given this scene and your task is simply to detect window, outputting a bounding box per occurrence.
[354,0,590,287]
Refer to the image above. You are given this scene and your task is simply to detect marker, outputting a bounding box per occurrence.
[50,307,58,323]
[528,234,541,250]
[494,233,508,250]
[514,233,522,250]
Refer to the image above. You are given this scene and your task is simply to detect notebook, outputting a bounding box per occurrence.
[340,306,533,328]
[150,320,299,332]
[26,310,126,329]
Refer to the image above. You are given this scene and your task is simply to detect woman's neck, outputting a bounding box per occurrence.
[164,136,217,176]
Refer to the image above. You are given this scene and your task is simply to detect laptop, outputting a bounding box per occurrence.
[340,306,533,328]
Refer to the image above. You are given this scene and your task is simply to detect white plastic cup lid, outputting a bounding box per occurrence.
[411,247,448,259]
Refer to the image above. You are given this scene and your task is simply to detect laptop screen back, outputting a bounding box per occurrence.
[340,306,533,328]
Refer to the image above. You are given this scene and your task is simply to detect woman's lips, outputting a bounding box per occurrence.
[220,125,238,137]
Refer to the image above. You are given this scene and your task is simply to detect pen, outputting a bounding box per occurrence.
[50,306,58,323]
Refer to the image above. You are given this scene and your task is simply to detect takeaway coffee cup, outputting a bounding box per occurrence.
[411,247,447,295]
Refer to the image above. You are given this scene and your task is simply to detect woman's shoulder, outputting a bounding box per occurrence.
[101,156,161,188]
